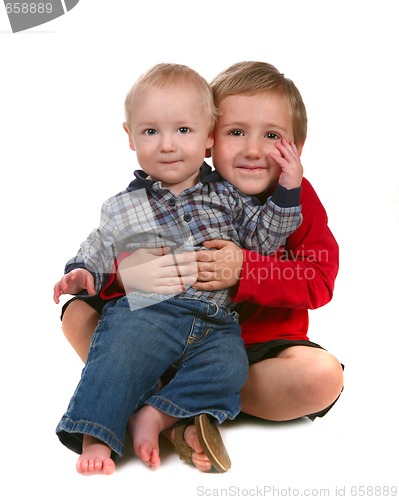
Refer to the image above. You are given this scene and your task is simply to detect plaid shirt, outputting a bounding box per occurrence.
[66,163,301,307]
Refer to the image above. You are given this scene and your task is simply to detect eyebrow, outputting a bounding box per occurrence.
[134,119,195,129]
[264,123,289,134]
[220,120,288,134]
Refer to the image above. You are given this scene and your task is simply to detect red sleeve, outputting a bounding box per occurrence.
[231,178,339,310]
[99,252,131,300]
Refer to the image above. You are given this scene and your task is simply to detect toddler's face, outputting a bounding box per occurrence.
[127,85,214,194]
[212,93,300,196]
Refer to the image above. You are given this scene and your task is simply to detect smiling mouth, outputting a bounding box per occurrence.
[237,166,265,171]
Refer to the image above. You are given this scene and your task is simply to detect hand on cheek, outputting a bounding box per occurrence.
[270,139,303,190]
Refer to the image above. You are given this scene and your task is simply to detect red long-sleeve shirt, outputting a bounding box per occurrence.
[101,177,338,346]
[231,177,339,346]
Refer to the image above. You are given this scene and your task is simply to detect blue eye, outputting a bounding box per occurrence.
[178,127,190,134]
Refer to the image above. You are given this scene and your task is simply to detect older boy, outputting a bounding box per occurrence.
[180,61,343,470]
[54,63,302,474]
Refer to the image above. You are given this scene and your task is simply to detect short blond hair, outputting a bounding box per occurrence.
[124,63,218,132]
[211,61,307,146]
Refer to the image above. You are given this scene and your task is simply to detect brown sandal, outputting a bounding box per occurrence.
[173,414,231,472]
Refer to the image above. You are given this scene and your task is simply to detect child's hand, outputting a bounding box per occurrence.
[53,268,95,304]
[269,138,303,189]
[117,248,198,295]
[194,239,243,291]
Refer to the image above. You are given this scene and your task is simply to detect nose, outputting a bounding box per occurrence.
[242,137,262,159]
[160,133,176,153]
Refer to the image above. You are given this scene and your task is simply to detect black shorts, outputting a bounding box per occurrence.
[246,339,324,365]
[60,295,110,321]
[246,339,344,420]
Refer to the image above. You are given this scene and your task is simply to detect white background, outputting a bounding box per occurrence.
[1,1,398,498]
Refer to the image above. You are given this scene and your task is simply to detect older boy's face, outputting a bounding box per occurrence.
[212,93,299,196]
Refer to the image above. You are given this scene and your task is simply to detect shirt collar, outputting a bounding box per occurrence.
[126,162,221,192]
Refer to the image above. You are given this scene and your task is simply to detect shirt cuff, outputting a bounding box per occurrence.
[271,184,301,208]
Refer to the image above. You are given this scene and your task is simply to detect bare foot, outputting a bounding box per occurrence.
[76,435,115,475]
[128,405,179,470]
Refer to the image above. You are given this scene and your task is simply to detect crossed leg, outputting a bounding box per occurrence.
[174,346,343,471]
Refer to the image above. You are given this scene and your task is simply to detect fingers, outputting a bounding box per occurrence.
[118,249,198,294]
[151,250,197,269]
[53,282,62,304]
[85,274,96,296]
[192,280,221,291]
[120,274,198,295]
[148,254,198,278]
[195,240,230,263]
[271,138,303,189]
[118,247,173,270]
[276,138,298,156]
[195,249,217,263]
[53,274,73,303]
[145,246,172,256]
[168,250,197,266]
[196,262,217,283]
[53,269,93,303]
[53,276,75,303]
[152,275,198,295]
[201,239,229,250]
[172,263,198,278]
[169,250,198,292]
[270,139,297,165]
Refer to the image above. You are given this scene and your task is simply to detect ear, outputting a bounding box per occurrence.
[296,138,305,157]
[123,122,135,151]
[205,132,214,154]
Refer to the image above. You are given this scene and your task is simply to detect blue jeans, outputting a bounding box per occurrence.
[56,293,248,457]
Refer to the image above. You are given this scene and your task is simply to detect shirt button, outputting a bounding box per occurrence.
[168,198,176,206]
[183,213,192,222]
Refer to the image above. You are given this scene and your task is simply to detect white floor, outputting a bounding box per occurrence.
[2,276,398,500]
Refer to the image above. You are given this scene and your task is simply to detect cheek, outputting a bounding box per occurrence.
[268,162,282,183]
[135,148,152,167]
[212,155,232,182]
[211,143,231,171]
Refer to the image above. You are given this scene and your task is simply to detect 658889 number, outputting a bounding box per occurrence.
[350,485,397,496]
[5,3,53,14]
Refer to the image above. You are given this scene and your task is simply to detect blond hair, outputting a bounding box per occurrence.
[124,63,218,132]
[211,61,307,146]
